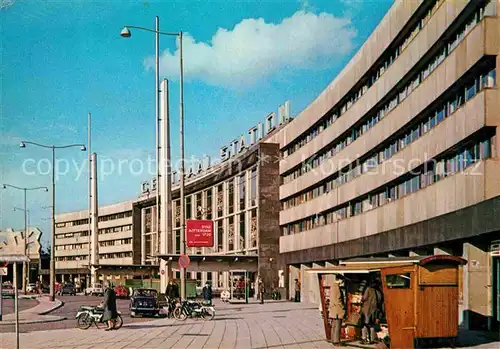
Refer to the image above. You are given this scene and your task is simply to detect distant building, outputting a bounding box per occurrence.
[0,227,46,285]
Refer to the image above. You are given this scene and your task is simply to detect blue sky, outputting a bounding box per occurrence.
[0,0,393,246]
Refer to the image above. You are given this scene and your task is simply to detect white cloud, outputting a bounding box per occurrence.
[145,10,357,88]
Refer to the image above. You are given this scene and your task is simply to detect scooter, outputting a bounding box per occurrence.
[173,299,215,321]
[76,305,123,330]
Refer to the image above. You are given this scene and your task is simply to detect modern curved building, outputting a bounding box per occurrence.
[266,0,499,330]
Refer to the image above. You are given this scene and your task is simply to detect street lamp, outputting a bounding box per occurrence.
[19,140,86,301]
[3,184,48,293]
[121,17,186,299]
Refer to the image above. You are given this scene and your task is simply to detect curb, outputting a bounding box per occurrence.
[38,298,64,315]
[0,316,67,326]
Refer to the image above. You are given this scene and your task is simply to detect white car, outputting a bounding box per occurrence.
[26,283,37,293]
[85,283,104,296]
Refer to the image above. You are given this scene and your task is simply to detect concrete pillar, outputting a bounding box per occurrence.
[462,242,491,330]
[300,264,312,303]
[288,265,299,301]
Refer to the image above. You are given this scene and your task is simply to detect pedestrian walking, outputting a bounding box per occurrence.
[202,282,213,305]
[102,281,118,331]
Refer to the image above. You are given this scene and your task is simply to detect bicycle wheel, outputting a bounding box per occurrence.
[173,307,187,321]
[77,313,92,330]
[201,308,215,321]
[114,314,123,329]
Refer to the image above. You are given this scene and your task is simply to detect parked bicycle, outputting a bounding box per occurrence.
[76,305,123,330]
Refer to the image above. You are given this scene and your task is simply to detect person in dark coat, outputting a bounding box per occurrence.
[360,278,384,344]
[258,278,265,304]
[102,282,118,330]
[166,279,180,300]
[202,282,213,305]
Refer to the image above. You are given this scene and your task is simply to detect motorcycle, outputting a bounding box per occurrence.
[76,305,123,330]
[173,299,215,321]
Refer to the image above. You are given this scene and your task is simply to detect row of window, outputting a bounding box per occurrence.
[171,167,258,228]
[282,64,496,210]
[55,243,89,251]
[282,4,492,184]
[99,252,133,259]
[282,0,446,158]
[56,210,132,228]
[99,238,132,247]
[98,210,132,222]
[56,255,87,262]
[98,224,132,235]
[172,208,258,254]
[282,135,495,235]
[55,230,89,239]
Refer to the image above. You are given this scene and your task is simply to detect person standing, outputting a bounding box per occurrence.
[202,282,213,305]
[294,279,301,302]
[360,279,383,344]
[258,278,265,304]
[166,279,180,300]
[102,282,118,331]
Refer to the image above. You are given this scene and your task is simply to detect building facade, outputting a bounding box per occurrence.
[55,127,286,294]
[135,142,281,292]
[265,0,499,330]
[54,200,148,287]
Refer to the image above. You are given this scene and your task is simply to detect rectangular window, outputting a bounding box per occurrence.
[217,184,224,217]
[239,173,246,211]
[186,196,192,220]
[216,220,224,252]
[250,209,257,248]
[239,213,245,250]
[228,181,234,214]
[250,168,257,206]
[196,193,202,219]
[206,188,213,219]
[228,216,234,251]
[465,80,477,101]
[386,273,411,289]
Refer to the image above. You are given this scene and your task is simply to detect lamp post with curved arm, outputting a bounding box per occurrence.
[121,17,186,299]
[19,140,86,301]
[3,184,48,293]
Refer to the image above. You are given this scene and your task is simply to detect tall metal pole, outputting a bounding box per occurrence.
[50,146,56,302]
[179,31,186,299]
[155,16,161,257]
[23,189,27,294]
[14,263,19,349]
[88,112,91,286]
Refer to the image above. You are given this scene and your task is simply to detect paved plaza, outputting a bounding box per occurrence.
[2,301,332,349]
[1,300,499,349]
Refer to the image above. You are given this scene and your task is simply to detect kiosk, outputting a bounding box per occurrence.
[310,255,467,348]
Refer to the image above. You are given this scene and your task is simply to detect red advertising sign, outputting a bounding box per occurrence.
[186,220,214,247]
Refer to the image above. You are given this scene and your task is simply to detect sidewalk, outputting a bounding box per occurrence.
[0,296,65,325]
[1,300,498,349]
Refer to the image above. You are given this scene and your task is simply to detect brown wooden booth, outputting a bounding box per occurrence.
[310,255,467,348]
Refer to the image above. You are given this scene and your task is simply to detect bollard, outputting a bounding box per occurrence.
[331,317,342,344]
